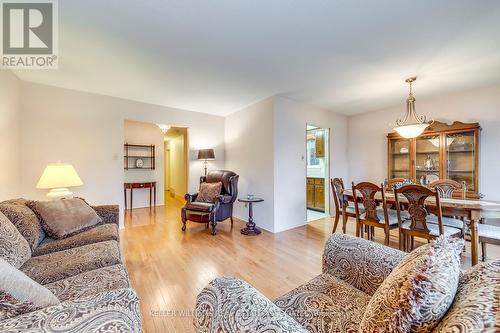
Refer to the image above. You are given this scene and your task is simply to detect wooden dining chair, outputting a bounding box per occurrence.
[428,179,466,200]
[351,181,398,245]
[331,178,364,234]
[394,184,462,252]
[384,178,414,191]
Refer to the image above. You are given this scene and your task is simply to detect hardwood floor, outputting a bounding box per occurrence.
[121,196,500,333]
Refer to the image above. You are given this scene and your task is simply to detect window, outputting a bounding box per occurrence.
[307,138,320,166]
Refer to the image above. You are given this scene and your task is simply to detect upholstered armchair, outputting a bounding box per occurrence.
[181,170,239,235]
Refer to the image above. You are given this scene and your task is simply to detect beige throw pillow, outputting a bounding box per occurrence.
[196,182,222,203]
[0,257,59,320]
[359,236,464,333]
[27,198,102,240]
[0,212,31,268]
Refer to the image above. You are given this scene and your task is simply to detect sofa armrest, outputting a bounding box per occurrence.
[215,194,232,204]
[92,204,119,225]
[195,277,307,333]
[322,234,406,295]
[185,193,198,203]
[0,288,141,332]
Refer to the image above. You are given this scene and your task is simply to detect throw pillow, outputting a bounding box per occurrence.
[196,182,222,203]
[0,203,45,251]
[27,198,102,240]
[359,236,464,333]
[0,212,31,268]
[0,257,59,321]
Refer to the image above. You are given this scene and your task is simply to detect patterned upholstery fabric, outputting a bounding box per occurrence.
[45,264,130,302]
[360,236,464,333]
[0,211,31,268]
[33,223,119,257]
[322,234,406,296]
[359,207,408,225]
[274,273,370,333]
[196,181,222,203]
[433,260,500,333]
[195,277,308,333]
[0,258,59,321]
[91,204,120,225]
[21,240,121,285]
[0,202,45,251]
[0,288,141,332]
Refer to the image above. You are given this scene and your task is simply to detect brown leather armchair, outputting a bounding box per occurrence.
[181,170,239,235]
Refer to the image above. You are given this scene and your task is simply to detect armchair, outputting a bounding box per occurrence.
[181,170,239,235]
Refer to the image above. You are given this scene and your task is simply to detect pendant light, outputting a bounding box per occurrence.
[393,77,432,138]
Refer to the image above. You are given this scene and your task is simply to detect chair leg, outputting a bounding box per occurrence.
[399,232,403,251]
[205,223,209,229]
[210,221,217,236]
[481,242,487,262]
[384,229,390,246]
[332,212,340,234]
[181,218,187,231]
[411,236,415,251]
[230,216,234,225]
[342,212,348,234]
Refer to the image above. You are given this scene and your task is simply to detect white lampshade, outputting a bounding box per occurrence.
[394,123,429,139]
[36,163,83,199]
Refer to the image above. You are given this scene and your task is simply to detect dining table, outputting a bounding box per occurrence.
[342,189,500,266]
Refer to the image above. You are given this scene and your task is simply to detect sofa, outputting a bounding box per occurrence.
[194,234,499,332]
[0,198,141,332]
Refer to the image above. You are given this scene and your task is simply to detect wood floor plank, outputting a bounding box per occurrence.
[121,196,500,332]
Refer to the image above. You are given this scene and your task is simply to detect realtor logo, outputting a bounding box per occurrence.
[1,0,58,69]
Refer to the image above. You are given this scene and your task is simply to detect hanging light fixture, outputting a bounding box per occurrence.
[157,124,171,134]
[393,77,432,138]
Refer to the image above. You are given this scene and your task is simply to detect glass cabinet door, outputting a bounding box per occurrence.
[415,135,440,185]
[389,138,410,179]
[446,132,476,192]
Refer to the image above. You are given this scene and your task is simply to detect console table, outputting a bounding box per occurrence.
[124,181,156,210]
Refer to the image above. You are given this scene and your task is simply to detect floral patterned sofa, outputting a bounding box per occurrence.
[194,234,499,333]
[0,198,141,332]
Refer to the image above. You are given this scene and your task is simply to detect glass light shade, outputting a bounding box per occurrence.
[394,123,429,139]
[36,163,83,189]
[157,124,171,134]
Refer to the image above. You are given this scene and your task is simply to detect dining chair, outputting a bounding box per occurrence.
[394,184,462,252]
[331,178,364,234]
[351,181,398,245]
[384,178,414,191]
[428,179,466,200]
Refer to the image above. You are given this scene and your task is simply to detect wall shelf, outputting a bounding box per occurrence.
[124,143,155,170]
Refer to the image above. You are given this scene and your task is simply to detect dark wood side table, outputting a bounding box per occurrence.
[238,197,264,236]
[124,181,156,210]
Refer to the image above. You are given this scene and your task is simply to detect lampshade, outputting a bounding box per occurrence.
[36,163,83,189]
[394,123,429,139]
[197,149,215,160]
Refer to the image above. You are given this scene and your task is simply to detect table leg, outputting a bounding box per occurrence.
[124,188,127,210]
[154,184,156,207]
[149,187,152,209]
[130,188,133,211]
[241,202,261,236]
[469,211,480,266]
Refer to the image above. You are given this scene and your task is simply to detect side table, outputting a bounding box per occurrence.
[238,197,264,236]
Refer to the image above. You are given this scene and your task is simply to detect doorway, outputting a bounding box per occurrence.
[306,124,330,222]
[163,127,188,203]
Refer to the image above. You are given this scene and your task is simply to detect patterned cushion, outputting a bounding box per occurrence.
[0,211,31,268]
[45,264,129,302]
[322,234,406,296]
[21,240,121,285]
[359,207,406,225]
[91,205,120,225]
[274,273,370,333]
[0,288,141,332]
[33,223,119,257]
[433,260,500,332]
[359,236,464,333]
[0,203,45,250]
[0,257,59,321]
[27,198,102,240]
[196,182,222,203]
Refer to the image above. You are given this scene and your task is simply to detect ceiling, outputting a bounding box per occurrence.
[13,0,500,116]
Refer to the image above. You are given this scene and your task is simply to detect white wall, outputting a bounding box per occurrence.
[273,96,348,232]
[0,71,21,200]
[348,83,500,201]
[124,120,165,208]
[19,81,225,227]
[225,98,275,232]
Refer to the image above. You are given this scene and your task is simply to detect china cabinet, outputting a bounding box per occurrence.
[387,121,480,198]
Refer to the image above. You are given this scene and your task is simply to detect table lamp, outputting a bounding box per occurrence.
[197,149,215,176]
[36,162,83,199]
